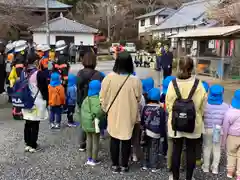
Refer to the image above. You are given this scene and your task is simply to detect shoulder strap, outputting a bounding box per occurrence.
[106,74,130,114]
[172,79,182,99]
[187,79,199,100]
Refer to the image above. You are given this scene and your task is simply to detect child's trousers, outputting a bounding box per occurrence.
[143,136,160,168]
[86,132,100,161]
[50,106,62,124]
[227,135,240,176]
[202,128,221,171]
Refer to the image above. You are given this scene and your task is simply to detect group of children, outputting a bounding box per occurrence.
[136,76,240,180]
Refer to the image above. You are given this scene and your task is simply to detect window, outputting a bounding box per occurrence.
[140,19,145,26]
[150,17,155,25]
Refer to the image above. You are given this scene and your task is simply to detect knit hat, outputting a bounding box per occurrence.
[68,74,76,87]
[141,77,154,94]
[88,80,101,96]
[208,84,224,105]
[162,76,176,94]
[231,89,240,109]
[50,72,61,87]
[147,88,161,101]
[202,81,209,92]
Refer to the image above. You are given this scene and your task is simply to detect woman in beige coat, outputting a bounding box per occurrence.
[100,52,142,173]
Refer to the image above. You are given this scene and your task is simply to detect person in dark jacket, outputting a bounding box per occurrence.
[161,45,173,79]
[0,42,6,94]
[77,52,105,151]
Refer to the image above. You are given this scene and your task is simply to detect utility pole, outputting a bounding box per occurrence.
[107,0,112,42]
[45,0,50,46]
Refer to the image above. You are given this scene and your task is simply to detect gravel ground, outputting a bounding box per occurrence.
[0,107,231,180]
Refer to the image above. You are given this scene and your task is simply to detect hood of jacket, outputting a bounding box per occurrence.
[88,80,101,97]
[50,72,61,87]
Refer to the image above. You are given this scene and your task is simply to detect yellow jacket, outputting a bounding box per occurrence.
[49,51,55,61]
[155,46,162,56]
[8,66,18,87]
[166,77,207,139]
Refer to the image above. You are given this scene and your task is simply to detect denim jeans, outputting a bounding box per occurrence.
[50,106,62,124]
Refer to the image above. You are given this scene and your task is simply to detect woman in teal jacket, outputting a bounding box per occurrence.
[80,80,105,166]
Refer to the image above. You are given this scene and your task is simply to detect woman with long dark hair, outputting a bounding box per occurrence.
[100,52,142,173]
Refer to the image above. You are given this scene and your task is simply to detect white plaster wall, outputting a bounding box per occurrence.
[33,32,94,46]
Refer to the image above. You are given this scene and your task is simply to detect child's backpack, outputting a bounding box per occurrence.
[11,68,38,109]
[171,79,199,136]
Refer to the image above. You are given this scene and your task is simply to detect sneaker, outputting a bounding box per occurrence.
[169,173,173,180]
[50,123,55,129]
[132,154,138,162]
[29,147,37,153]
[212,168,218,175]
[89,160,101,166]
[202,165,209,173]
[55,123,60,129]
[120,166,129,174]
[151,168,160,173]
[24,146,31,152]
[85,158,92,166]
[79,148,86,152]
[141,166,148,171]
[67,122,79,127]
[111,165,120,174]
[227,171,233,178]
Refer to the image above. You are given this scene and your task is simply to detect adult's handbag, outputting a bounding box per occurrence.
[106,74,130,114]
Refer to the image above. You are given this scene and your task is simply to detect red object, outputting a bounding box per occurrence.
[94,35,106,42]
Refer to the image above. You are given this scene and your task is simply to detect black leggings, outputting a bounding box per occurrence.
[171,138,197,180]
[24,120,40,149]
[110,136,131,167]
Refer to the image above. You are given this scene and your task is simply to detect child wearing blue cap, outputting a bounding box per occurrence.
[160,76,175,158]
[140,88,166,172]
[222,89,240,179]
[202,84,229,174]
[66,74,78,127]
[141,77,154,103]
[80,80,106,166]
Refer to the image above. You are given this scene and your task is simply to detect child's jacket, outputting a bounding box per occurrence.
[48,85,65,106]
[80,95,105,133]
[141,104,166,138]
[67,74,77,105]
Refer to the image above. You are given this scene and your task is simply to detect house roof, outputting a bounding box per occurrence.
[135,8,176,20]
[0,0,72,9]
[171,25,240,39]
[30,14,98,34]
[28,0,72,9]
[151,0,219,31]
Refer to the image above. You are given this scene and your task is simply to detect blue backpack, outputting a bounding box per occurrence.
[11,68,38,109]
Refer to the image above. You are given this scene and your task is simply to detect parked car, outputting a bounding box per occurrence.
[109,43,120,54]
[125,42,136,53]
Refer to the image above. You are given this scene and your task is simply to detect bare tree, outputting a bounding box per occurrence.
[0,0,43,38]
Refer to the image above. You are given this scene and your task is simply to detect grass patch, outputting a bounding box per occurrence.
[97,55,114,61]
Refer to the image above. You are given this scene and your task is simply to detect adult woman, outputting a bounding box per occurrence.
[77,52,105,151]
[100,52,142,173]
[166,56,207,180]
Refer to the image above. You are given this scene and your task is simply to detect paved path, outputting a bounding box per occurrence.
[0,61,235,180]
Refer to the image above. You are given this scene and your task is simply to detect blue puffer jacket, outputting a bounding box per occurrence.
[67,74,77,105]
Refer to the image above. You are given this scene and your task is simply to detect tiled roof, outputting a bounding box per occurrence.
[27,0,72,9]
[30,15,98,33]
[152,0,219,30]
[135,8,176,20]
